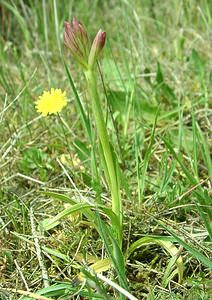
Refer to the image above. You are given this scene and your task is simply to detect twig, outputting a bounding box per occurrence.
[0,288,54,300]
[14,259,29,291]
[57,158,94,206]
[174,176,210,202]
[94,272,139,300]
[29,207,49,288]
[0,217,9,234]
[0,173,46,186]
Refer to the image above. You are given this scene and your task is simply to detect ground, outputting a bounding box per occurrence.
[0,0,211,299]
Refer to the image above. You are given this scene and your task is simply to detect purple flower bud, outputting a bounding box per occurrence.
[64,17,106,69]
[64,18,89,68]
[71,17,88,46]
[88,30,106,68]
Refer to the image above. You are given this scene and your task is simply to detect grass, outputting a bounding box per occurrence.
[0,0,212,299]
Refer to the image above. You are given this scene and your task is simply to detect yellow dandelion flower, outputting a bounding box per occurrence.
[35,88,68,116]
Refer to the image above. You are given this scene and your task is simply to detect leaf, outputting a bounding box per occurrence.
[20,283,73,300]
[156,220,212,269]
[42,191,76,205]
[42,191,97,226]
[40,218,60,231]
[42,246,70,262]
[95,211,129,292]
[78,258,112,282]
[127,236,184,284]
[42,191,124,238]
[43,203,92,231]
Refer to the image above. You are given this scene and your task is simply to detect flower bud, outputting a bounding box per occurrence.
[64,18,89,68]
[88,30,106,68]
[72,17,88,46]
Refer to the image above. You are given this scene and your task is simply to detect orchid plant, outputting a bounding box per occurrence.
[36,17,185,295]
[64,17,122,245]
[62,18,184,290]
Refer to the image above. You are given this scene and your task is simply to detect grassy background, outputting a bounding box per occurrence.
[0,0,211,299]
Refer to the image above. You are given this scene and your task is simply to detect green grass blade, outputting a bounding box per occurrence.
[156,220,212,269]
[63,61,92,139]
[196,122,212,179]
[163,137,212,240]
[140,111,158,202]
[2,1,31,47]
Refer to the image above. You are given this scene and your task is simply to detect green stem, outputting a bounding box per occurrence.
[84,68,122,243]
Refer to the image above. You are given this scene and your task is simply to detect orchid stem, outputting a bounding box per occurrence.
[84,68,122,245]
